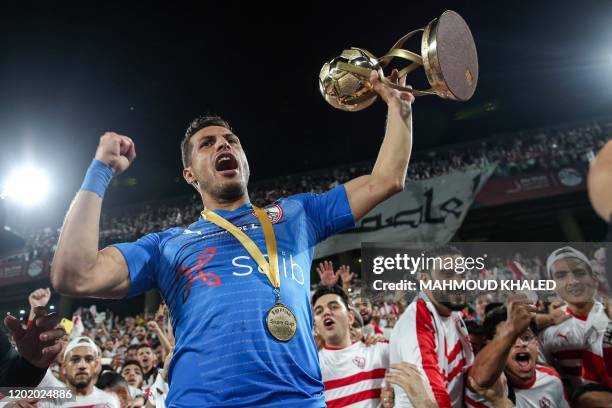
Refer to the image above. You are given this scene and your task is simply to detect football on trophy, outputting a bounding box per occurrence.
[318,48,380,112]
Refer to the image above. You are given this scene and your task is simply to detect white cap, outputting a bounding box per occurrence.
[546,246,591,278]
[63,336,100,361]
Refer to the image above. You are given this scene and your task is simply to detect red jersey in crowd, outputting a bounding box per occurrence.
[389,293,474,408]
[538,301,612,392]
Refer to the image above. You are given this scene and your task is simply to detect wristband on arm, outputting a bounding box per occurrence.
[80,159,113,198]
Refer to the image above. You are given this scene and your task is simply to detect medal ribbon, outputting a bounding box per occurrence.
[202,206,280,290]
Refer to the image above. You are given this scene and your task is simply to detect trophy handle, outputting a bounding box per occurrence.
[379,29,424,68]
[377,29,437,96]
[337,51,436,97]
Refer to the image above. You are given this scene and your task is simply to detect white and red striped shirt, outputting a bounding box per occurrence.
[389,293,474,408]
[538,302,612,393]
[319,341,389,407]
[465,365,570,408]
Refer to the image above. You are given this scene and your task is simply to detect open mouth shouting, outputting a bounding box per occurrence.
[214,152,239,177]
[323,316,336,331]
[513,351,534,374]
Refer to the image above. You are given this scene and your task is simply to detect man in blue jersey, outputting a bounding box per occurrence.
[51,70,414,407]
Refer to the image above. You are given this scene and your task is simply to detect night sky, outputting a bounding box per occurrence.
[2,1,612,229]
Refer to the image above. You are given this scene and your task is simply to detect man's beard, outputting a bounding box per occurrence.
[68,374,91,389]
[211,180,246,202]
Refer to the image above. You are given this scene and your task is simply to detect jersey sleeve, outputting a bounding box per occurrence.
[112,232,164,298]
[290,184,355,243]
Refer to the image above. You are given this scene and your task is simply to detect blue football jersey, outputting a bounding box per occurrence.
[112,184,355,407]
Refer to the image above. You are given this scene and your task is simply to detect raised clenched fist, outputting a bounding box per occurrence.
[28,287,51,309]
[506,299,536,336]
[94,132,136,175]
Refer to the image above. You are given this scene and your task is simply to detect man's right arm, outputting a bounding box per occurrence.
[51,132,136,299]
[468,301,535,390]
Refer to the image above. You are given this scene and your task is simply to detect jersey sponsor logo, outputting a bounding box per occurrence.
[175,249,305,302]
[176,247,221,303]
[231,253,305,285]
[352,356,366,369]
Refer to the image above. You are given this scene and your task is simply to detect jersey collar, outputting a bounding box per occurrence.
[200,202,253,219]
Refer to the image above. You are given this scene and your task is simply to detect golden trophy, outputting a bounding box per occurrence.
[319,10,478,111]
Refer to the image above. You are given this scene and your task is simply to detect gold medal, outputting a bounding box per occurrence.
[265,301,297,342]
[202,205,298,342]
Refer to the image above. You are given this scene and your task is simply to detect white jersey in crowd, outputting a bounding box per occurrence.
[464,365,570,408]
[32,370,121,408]
[319,340,389,408]
[146,368,169,408]
[389,293,474,408]
[538,301,612,392]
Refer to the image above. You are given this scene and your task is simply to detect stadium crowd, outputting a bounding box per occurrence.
[3,117,611,263]
[2,242,612,407]
[2,121,612,407]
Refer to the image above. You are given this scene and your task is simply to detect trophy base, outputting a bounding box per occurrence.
[422,10,479,101]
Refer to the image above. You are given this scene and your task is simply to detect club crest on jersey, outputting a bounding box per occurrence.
[352,356,366,369]
[539,397,552,408]
[259,204,283,224]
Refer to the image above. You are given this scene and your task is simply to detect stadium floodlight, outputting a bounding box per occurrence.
[0,166,50,206]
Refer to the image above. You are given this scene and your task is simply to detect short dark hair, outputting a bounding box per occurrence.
[464,319,483,336]
[121,359,143,372]
[137,343,153,352]
[572,382,612,405]
[481,307,508,340]
[96,370,128,390]
[311,284,350,311]
[481,306,538,340]
[484,302,504,316]
[127,344,139,352]
[181,114,233,168]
